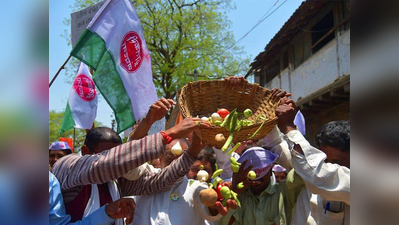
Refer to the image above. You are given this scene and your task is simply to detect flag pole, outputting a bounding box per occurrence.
[49,55,72,88]
[73,127,76,153]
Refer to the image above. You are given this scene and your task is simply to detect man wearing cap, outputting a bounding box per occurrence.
[272,164,287,183]
[49,141,72,170]
[220,147,304,225]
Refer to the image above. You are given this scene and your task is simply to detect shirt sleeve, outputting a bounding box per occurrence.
[49,172,71,225]
[213,146,234,181]
[261,126,293,171]
[193,183,223,222]
[52,133,165,191]
[286,130,351,205]
[119,151,196,196]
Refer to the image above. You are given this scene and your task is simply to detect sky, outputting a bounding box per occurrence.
[49,0,304,128]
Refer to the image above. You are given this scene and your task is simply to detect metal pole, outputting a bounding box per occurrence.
[49,55,72,88]
[194,70,198,81]
[73,127,76,153]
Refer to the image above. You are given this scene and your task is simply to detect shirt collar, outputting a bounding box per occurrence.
[246,182,277,197]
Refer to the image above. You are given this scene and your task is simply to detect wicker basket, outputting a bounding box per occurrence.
[178,80,280,148]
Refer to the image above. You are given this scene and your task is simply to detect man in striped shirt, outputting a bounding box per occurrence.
[52,98,210,223]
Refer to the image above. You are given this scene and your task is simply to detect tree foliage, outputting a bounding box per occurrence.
[49,110,104,152]
[63,0,250,99]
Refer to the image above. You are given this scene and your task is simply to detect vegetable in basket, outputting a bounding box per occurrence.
[211,113,222,123]
[215,133,226,142]
[217,108,230,118]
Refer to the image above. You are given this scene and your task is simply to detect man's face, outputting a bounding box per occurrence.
[273,171,287,183]
[250,169,272,195]
[49,150,68,167]
[320,145,350,168]
[187,159,213,182]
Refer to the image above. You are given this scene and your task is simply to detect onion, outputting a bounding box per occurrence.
[197,169,209,182]
[201,117,209,121]
[171,141,183,156]
[211,113,222,123]
[215,133,226,142]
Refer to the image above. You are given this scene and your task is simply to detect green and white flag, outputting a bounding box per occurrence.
[59,62,98,136]
[70,0,158,133]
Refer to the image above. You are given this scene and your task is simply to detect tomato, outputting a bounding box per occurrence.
[215,183,224,201]
[217,108,230,118]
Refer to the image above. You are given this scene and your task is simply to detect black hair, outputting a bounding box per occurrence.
[316,120,350,152]
[197,150,216,173]
[84,127,122,151]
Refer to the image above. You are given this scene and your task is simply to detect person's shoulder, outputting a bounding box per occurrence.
[187,178,208,189]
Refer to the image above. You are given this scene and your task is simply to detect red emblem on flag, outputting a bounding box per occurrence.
[73,74,97,101]
[120,31,144,73]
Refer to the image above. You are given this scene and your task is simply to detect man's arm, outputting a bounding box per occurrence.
[119,151,196,196]
[53,116,210,191]
[276,104,350,205]
[52,133,165,191]
[129,98,176,141]
[261,126,293,171]
[287,130,350,205]
[119,132,207,196]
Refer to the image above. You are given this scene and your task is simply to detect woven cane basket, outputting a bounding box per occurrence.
[178,80,280,148]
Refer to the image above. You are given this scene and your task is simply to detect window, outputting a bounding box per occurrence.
[266,59,280,82]
[341,0,350,30]
[282,50,289,69]
[311,10,335,53]
[293,33,311,68]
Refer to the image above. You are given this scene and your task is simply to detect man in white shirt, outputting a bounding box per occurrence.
[273,103,350,225]
[130,136,237,225]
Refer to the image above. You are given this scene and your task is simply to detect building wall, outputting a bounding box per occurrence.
[261,29,350,102]
[265,72,281,90]
[281,68,291,93]
[290,37,340,102]
[338,30,350,76]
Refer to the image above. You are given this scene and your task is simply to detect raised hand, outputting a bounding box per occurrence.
[231,159,261,194]
[165,117,210,140]
[129,98,176,141]
[270,88,294,106]
[146,98,176,124]
[225,76,246,86]
[276,104,297,134]
[186,131,207,158]
[105,198,136,224]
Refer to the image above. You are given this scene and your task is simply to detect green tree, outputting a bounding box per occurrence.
[62,0,250,99]
[49,110,104,152]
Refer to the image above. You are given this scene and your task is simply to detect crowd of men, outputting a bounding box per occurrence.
[49,77,350,225]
